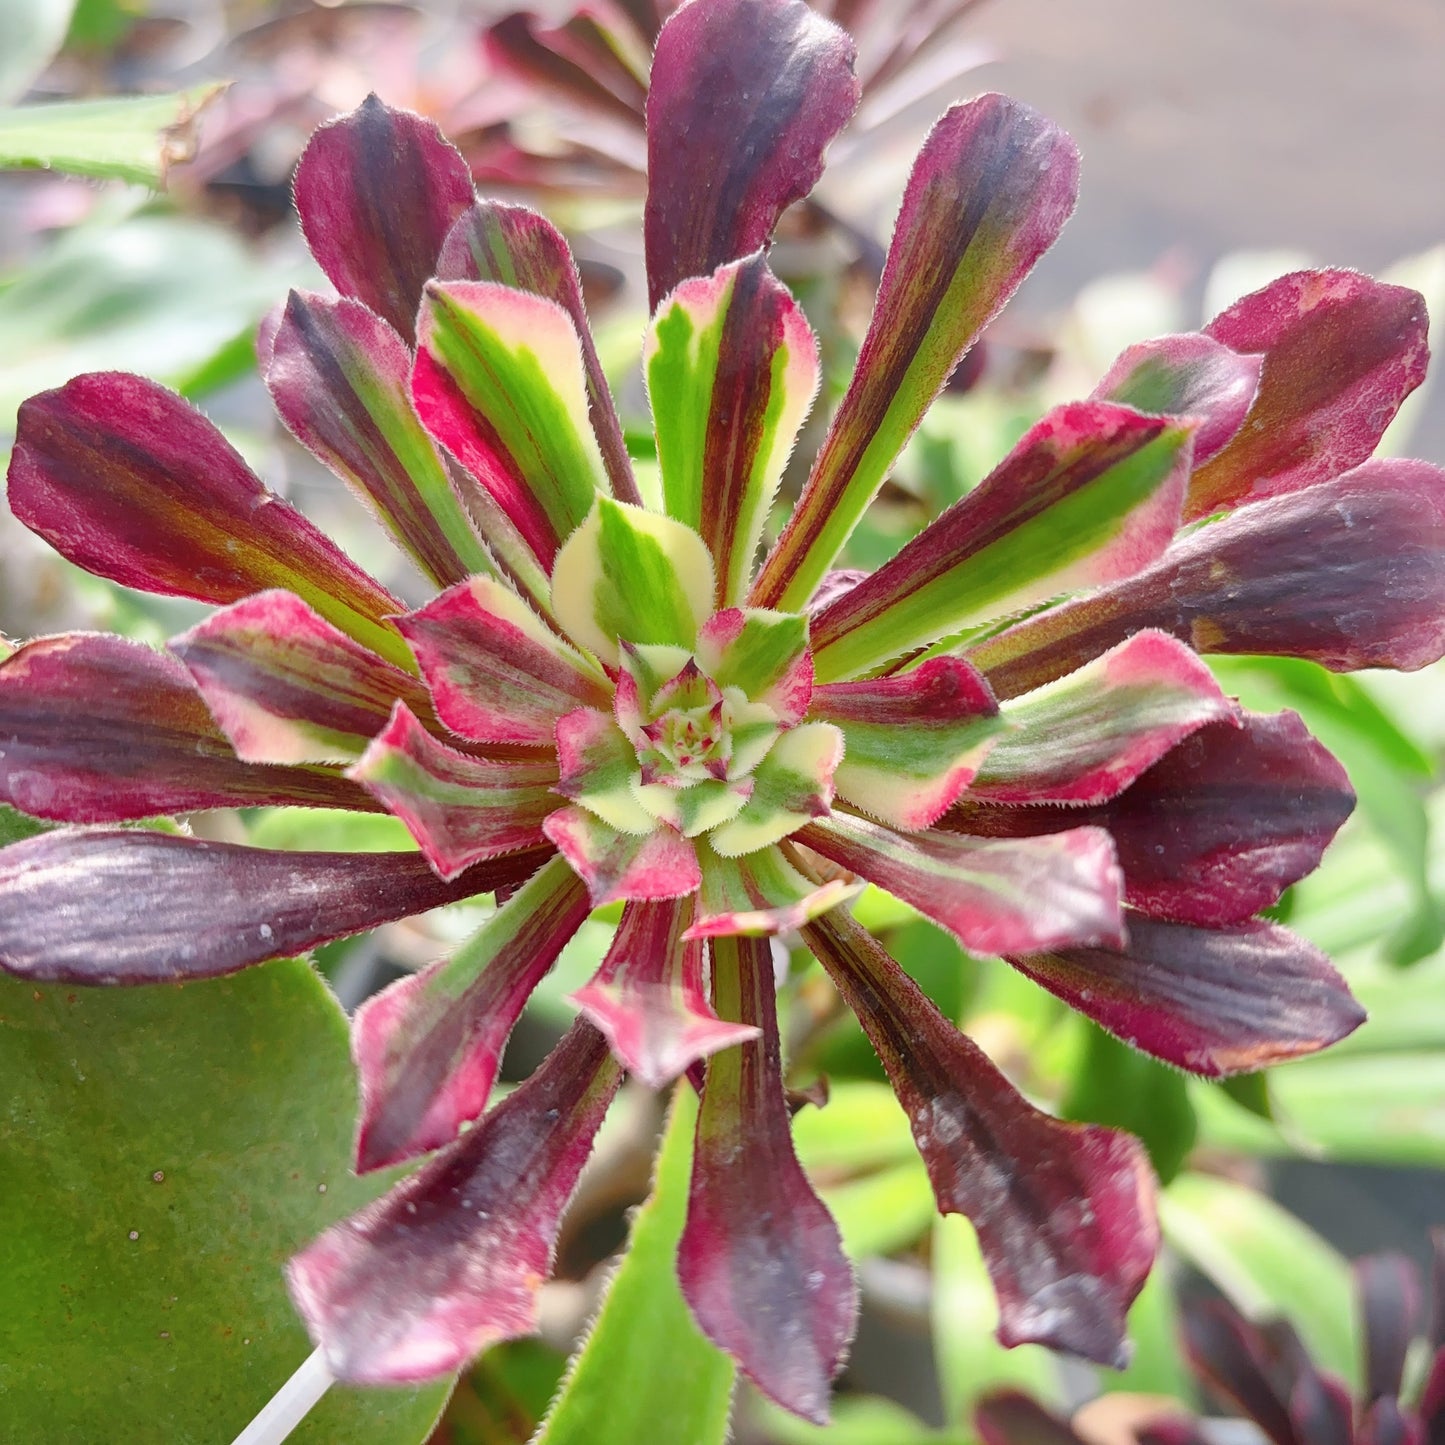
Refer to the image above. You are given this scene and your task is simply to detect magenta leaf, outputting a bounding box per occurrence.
[397,576,612,748]
[643,0,860,306]
[975,1392,1088,1444]
[677,934,857,1422]
[171,589,431,765]
[350,703,558,880]
[352,855,589,1171]
[808,402,1194,681]
[799,811,1124,955]
[437,200,639,504]
[293,95,475,345]
[1190,269,1430,520]
[755,94,1081,612]
[7,373,410,670]
[289,1019,622,1384]
[1078,710,1353,926]
[1091,331,1263,467]
[1011,915,1365,1078]
[952,710,1355,928]
[542,804,702,905]
[970,631,1236,806]
[570,897,758,1087]
[804,906,1157,1366]
[0,633,366,821]
[970,458,1445,698]
[0,830,545,983]
[266,292,492,588]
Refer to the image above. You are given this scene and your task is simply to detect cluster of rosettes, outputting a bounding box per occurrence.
[1,0,1443,1424]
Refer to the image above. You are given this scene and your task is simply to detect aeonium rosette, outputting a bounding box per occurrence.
[2,0,1443,1423]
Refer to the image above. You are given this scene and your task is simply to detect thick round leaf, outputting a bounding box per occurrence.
[0,960,449,1442]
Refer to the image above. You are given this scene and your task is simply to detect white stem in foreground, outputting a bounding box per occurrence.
[231,1348,334,1445]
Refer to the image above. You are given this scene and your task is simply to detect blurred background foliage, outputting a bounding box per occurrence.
[2,1,1443,1442]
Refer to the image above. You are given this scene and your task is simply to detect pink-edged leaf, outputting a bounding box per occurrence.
[804,906,1156,1366]
[543,804,701,906]
[0,633,367,821]
[975,1391,1089,1444]
[293,95,475,345]
[555,705,657,836]
[0,830,546,983]
[690,842,860,939]
[1092,331,1263,467]
[810,655,1003,830]
[969,458,1445,698]
[644,0,860,306]
[7,373,411,670]
[288,1018,622,1384]
[1189,269,1431,520]
[413,280,608,572]
[707,721,843,857]
[696,608,813,723]
[1134,1422,1215,1445]
[754,95,1081,613]
[678,933,857,1422]
[351,855,589,1171]
[1291,1369,1355,1445]
[570,896,758,1087]
[1357,1254,1422,1405]
[799,811,1124,955]
[952,710,1355,928]
[396,576,611,747]
[171,589,428,765]
[1011,915,1365,1079]
[350,703,557,881]
[1415,1350,1445,1438]
[266,291,492,588]
[647,254,820,604]
[437,200,639,505]
[970,631,1236,806]
[809,403,1195,681]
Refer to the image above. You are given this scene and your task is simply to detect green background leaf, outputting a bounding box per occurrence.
[0,958,450,1442]
[0,85,222,187]
[532,1085,735,1445]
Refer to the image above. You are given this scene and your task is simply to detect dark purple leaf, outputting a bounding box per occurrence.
[975,1390,1087,1444]
[1011,915,1364,1078]
[1190,269,1430,520]
[1360,1398,1425,1445]
[1358,1253,1422,1404]
[677,933,856,1422]
[288,1019,622,1383]
[1184,1303,1302,1445]
[7,374,409,670]
[0,632,367,821]
[644,0,860,305]
[970,458,1445,698]
[0,830,546,983]
[293,95,475,344]
[484,11,648,126]
[803,905,1157,1367]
